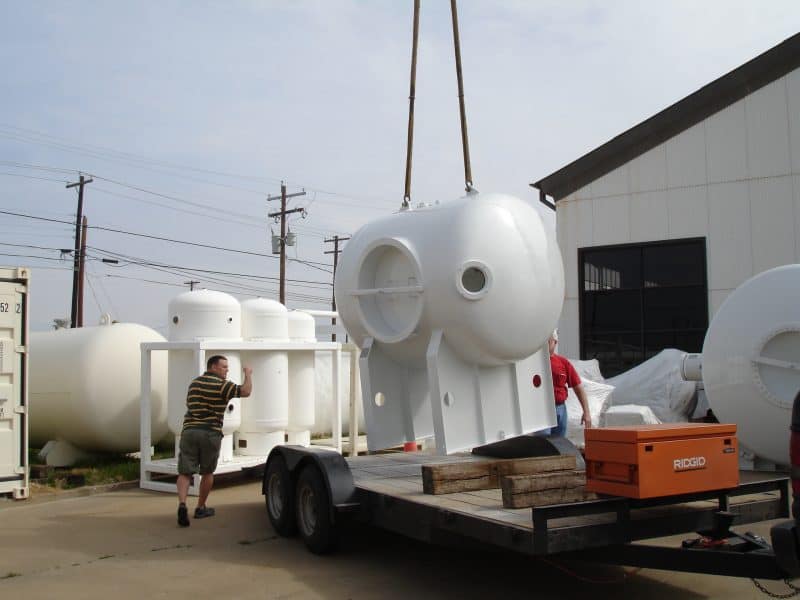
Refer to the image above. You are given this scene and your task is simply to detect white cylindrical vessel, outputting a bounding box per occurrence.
[166,290,242,446]
[333,192,564,368]
[29,323,169,453]
[681,353,704,382]
[702,264,800,465]
[287,311,316,446]
[219,398,241,462]
[238,298,289,455]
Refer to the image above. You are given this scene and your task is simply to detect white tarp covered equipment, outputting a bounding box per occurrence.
[606,349,697,423]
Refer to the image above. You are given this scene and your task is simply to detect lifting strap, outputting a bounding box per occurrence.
[401,0,475,210]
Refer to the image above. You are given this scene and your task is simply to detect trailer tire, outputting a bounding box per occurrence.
[265,455,297,536]
[295,464,338,554]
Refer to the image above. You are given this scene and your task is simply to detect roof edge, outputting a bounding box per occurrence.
[532,32,800,201]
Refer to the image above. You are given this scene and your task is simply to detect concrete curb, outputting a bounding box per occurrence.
[0,479,142,509]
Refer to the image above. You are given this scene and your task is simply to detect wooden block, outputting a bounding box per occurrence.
[421,454,577,495]
[490,455,577,482]
[500,471,596,508]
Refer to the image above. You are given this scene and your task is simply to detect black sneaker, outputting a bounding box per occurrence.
[177,504,190,527]
[194,506,215,519]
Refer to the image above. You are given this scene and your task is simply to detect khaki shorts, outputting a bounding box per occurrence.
[178,428,223,475]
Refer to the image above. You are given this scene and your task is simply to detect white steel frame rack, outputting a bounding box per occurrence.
[139,338,358,494]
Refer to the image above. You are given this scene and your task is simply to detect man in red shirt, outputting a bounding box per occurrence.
[547,330,591,437]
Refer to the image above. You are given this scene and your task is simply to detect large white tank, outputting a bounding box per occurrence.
[238,298,289,455]
[333,192,563,453]
[166,290,242,439]
[702,264,800,465]
[287,311,317,446]
[29,323,169,452]
[334,192,563,367]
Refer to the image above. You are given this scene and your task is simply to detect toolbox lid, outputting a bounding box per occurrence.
[584,423,737,443]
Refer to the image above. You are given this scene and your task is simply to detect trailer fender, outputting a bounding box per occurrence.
[263,445,358,512]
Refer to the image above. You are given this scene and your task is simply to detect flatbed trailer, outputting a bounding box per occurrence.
[261,445,800,580]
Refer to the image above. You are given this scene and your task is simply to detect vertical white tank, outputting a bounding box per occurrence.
[29,323,169,452]
[238,298,289,455]
[287,311,316,446]
[166,290,242,459]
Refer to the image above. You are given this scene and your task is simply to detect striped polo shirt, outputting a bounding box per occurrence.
[182,372,242,434]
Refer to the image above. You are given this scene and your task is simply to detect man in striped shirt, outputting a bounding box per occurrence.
[176,355,253,527]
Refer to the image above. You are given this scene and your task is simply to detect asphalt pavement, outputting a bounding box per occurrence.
[0,477,795,599]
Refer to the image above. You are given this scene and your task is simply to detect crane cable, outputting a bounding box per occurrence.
[450,0,474,194]
[401,0,475,210]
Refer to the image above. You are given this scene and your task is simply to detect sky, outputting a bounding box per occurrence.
[1,1,798,333]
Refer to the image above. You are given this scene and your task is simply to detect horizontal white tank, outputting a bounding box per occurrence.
[287,311,316,440]
[334,192,564,367]
[702,264,800,465]
[239,298,289,455]
[333,192,562,453]
[29,323,169,453]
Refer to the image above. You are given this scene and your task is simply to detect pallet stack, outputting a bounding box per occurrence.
[421,455,596,508]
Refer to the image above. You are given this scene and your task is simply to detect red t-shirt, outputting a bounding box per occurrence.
[550,354,581,405]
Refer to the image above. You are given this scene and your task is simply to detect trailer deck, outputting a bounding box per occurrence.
[347,452,789,558]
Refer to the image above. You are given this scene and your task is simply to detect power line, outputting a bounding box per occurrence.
[88,246,332,288]
[90,174,262,221]
[85,246,332,301]
[0,208,333,269]
[0,171,68,183]
[90,184,263,229]
[0,126,395,209]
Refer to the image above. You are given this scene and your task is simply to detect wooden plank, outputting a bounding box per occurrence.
[501,470,593,508]
[501,470,586,494]
[502,485,597,509]
[422,455,577,495]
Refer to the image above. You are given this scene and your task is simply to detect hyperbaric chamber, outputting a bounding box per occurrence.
[334,192,564,454]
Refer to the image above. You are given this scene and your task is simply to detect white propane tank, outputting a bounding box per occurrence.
[287,311,316,446]
[238,298,289,455]
[166,290,242,454]
[29,323,169,453]
[333,192,564,454]
[702,264,800,466]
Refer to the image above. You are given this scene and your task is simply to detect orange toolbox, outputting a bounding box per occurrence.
[584,423,739,499]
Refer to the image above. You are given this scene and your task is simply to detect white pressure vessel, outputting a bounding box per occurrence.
[702,264,800,465]
[29,323,169,452]
[166,290,242,437]
[287,311,316,446]
[238,298,289,455]
[333,192,564,368]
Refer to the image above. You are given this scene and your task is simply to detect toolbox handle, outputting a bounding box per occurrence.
[590,461,636,484]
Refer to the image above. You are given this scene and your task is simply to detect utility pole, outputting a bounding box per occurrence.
[324,235,350,341]
[76,216,88,327]
[184,280,200,291]
[66,174,93,328]
[267,182,305,305]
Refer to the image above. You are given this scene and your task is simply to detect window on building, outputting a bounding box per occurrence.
[579,239,707,377]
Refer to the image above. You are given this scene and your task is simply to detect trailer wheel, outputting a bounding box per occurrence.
[265,455,296,536]
[295,464,338,554]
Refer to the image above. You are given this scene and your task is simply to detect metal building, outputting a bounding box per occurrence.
[532,33,800,376]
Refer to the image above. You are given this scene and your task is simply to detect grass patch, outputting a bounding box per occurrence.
[29,443,177,489]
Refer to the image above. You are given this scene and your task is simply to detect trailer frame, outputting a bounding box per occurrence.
[262,445,799,580]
